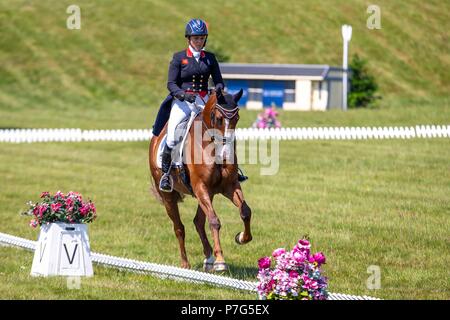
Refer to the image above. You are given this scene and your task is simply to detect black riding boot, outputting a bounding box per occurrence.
[159,144,173,192]
[238,167,248,183]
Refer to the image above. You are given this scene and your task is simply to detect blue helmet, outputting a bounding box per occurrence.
[185,19,208,37]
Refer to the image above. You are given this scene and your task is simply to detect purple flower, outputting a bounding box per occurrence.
[258,256,271,269]
[272,248,286,258]
[313,252,326,266]
[256,237,328,300]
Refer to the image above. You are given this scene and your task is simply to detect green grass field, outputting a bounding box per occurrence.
[1,0,449,300]
[1,136,449,299]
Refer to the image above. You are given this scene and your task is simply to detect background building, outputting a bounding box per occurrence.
[219,63,346,111]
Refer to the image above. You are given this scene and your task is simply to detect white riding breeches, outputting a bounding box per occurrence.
[166,94,208,149]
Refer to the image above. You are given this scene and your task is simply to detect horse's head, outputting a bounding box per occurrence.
[203,88,243,144]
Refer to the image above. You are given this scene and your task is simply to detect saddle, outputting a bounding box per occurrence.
[156,109,201,193]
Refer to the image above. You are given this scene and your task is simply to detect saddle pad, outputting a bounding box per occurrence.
[156,112,199,168]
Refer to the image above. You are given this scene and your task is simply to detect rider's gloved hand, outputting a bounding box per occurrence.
[184,93,196,103]
[175,92,185,101]
[215,83,224,91]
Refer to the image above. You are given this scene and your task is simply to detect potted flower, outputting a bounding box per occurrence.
[23,191,97,227]
[257,237,328,300]
[22,191,96,277]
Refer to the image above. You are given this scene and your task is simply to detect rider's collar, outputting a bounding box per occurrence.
[187,46,206,59]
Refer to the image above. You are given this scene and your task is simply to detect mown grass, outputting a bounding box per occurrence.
[0,137,449,299]
[0,0,449,300]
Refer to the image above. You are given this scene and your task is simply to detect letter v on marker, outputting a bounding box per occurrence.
[63,243,78,264]
[39,243,47,262]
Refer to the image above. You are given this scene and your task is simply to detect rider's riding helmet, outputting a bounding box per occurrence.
[185,19,208,46]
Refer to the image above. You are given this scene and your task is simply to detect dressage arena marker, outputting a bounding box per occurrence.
[0,231,380,300]
[0,125,449,143]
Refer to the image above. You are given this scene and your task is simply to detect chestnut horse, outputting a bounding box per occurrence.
[148,89,252,272]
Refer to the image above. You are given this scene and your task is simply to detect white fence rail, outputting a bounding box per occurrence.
[0,231,380,300]
[0,125,448,143]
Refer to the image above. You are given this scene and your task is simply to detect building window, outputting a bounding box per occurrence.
[284,81,295,103]
[248,80,263,102]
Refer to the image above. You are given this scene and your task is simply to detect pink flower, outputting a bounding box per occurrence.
[297,239,310,248]
[294,239,311,255]
[55,191,65,198]
[29,219,38,228]
[51,203,62,212]
[288,270,299,279]
[65,197,74,207]
[38,204,48,217]
[258,256,271,269]
[272,248,286,258]
[79,204,90,216]
[313,252,326,266]
[303,277,319,290]
[292,250,306,264]
[40,191,50,198]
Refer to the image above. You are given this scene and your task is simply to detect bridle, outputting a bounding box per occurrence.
[203,103,239,145]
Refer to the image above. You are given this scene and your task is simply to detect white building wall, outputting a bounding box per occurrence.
[283,80,312,111]
[246,101,263,109]
[311,81,328,111]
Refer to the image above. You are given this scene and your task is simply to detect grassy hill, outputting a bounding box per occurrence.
[0,0,449,129]
[1,1,449,300]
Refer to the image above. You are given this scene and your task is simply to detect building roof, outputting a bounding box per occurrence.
[219,63,331,80]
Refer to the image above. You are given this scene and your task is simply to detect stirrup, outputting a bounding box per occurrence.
[159,173,173,193]
[238,167,248,183]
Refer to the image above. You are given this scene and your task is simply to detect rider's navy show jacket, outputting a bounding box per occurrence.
[167,47,224,97]
[152,47,224,136]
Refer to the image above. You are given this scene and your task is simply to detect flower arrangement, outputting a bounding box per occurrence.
[252,107,281,129]
[22,191,97,228]
[257,238,328,300]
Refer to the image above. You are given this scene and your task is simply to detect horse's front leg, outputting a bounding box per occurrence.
[223,182,253,245]
[193,204,215,272]
[194,184,227,272]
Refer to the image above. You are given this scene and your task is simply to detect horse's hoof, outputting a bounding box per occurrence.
[235,232,245,245]
[203,255,215,273]
[213,261,228,273]
[235,232,252,245]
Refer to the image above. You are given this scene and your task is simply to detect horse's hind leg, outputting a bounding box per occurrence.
[223,183,252,245]
[193,205,214,271]
[162,193,190,269]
